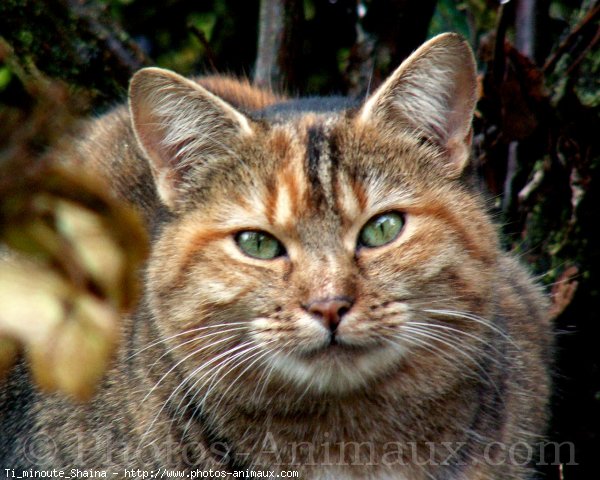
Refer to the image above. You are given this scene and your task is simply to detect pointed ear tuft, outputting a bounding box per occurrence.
[129,67,253,208]
[358,33,478,176]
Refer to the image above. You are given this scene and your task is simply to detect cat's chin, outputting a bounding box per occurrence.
[269,342,407,395]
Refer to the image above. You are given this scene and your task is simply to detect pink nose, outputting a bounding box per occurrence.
[305,297,354,333]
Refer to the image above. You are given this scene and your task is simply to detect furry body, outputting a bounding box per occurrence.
[0,34,551,479]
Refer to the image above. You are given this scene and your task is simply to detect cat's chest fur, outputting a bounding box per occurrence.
[0,33,551,480]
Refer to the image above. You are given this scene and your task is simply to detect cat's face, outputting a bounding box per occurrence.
[132,34,499,399]
[146,117,497,397]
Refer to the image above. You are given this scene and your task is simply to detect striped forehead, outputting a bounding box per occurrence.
[261,117,364,228]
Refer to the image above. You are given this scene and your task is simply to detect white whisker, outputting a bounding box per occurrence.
[179,342,275,438]
[127,322,248,360]
[399,325,504,398]
[422,308,520,350]
[139,340,255,450]
[146,326,248,373]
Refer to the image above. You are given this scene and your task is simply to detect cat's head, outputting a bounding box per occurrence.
[129,33,500,399]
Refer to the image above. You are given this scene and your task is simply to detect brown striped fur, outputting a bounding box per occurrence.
[1,34,551,480]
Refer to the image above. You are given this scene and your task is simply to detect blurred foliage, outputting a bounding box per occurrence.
[0,167,148,401]
[0,0,148,109]
[0,46,148,400]
[98,0,259,77]
[429,0,477,40]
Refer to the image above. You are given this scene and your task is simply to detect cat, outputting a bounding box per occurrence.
[0,33,551,480]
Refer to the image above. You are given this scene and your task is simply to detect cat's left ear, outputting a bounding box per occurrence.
[358,33,478,177]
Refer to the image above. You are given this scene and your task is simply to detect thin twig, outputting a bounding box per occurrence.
[543,3,600,74]
[493,2,513,84]
[188,24,218,72]
[566,24,600,75]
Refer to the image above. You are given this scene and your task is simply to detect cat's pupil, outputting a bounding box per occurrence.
[236,230,284,259]
[359,212,404,248]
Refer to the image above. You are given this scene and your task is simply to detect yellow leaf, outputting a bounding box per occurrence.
[29,294,118,401]
[0,254,118,400]
[0,336,19,379]
[0,255,67,343]
[54,198,126,305]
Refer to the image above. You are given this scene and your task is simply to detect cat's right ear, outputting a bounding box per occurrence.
[129,67,253,209]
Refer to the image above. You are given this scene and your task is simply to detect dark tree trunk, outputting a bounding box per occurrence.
[254,0,303,91]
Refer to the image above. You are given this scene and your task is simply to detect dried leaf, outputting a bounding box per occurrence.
[499,47,547,140]
[0,336,19,379]
[549,266,580,321]
[0,256,67,344]
[54,198,127,304]
[0,62,148,400]
[29,295,117,401]
[0,253,119,400]
[1,164,148,310]
[0,164,148,400]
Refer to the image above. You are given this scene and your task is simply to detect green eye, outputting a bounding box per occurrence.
[235,230,285,259]
[359,212,404,248]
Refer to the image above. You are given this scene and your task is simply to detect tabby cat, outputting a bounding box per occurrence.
[1,33,551,480]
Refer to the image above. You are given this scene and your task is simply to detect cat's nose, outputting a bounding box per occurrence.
[305,297,354,333]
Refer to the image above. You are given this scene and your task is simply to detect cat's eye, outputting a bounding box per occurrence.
[359,212,404,248]
[235,230,285,260]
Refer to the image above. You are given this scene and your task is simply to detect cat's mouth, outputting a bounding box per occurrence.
[251,318,405,393]
[298,335,375,358]
[270,339,403,394]
[296,335,381,367]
